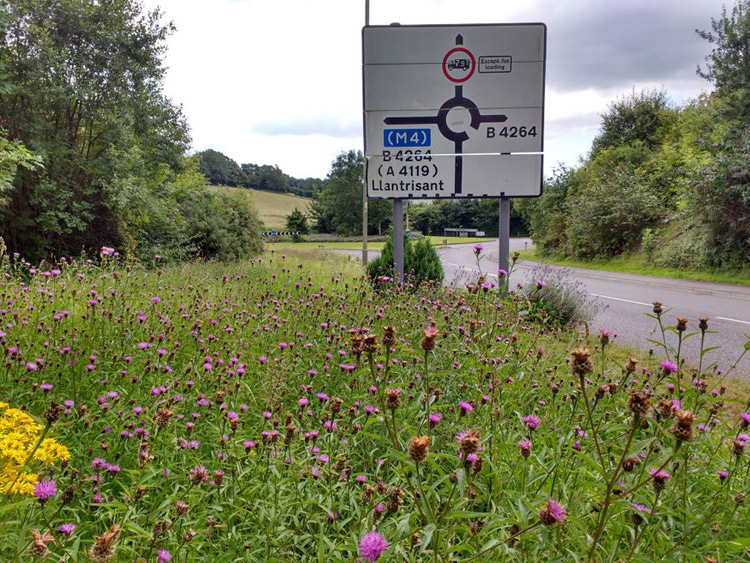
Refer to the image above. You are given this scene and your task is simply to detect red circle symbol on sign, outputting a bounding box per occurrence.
[442,47,476,83]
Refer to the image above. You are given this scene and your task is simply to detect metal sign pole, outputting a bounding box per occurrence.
[361,0,370,266]
[498,197,510,292]
[393,199,404,277]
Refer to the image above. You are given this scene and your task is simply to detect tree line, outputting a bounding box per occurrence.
[517,0,750,270]
[197,149,323,198]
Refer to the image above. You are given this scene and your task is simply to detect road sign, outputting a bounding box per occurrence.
[363,24,546,199]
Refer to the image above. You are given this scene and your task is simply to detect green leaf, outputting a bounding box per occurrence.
[420,523,437,552]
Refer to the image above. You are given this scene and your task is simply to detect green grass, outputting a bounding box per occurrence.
[268,236,495,252]
[519,247,750,287]
[211,185,312,230]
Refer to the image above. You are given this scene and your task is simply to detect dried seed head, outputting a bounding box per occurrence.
[699,317,709,331]
[676,317,689,332]
[382,326,397,347]
[43,402,64,424]
[88,524,121,562]
[362,335,378,354]
[459,430,481,456]
[29,530,54,560]
[408,435,431,463]
[570,348,593,376]
[669,410,696,442]
[652,302,663,314]
[628,391,651,417]
[421,324,440,352]
[625,357,639,373]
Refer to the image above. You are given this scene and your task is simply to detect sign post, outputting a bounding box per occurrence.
[363,23,546,280]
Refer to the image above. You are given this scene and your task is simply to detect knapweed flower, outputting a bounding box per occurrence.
[157,550,172,563]
[631,503,651,525]
[650,468,671,491]
[535,279,547,289]
[660,360,678,375]
[57,523,76,537]
[33,480,56,504]
[740,413,750,428]
[518,440,532,458]
[717,470,730,483]
[473,244,483,256]
[539,499,567,526]
[458,401,473,415]
[429,413,442,427]
[359,531,389,562]
[522,415,540,431]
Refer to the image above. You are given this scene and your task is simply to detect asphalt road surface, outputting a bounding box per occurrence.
[439,239,750,377]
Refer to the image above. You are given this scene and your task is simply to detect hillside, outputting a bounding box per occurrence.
[211,185,312,230]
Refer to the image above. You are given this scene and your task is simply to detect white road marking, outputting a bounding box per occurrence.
[589,293,652,307]
[716,317,750,325]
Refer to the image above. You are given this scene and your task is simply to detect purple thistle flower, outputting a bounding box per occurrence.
[633,503,652,515]
[458,401,473,414]
[157,550,172,563]
[522,415,540,431]
[57,523,76,536]
[539,499,567,526]
[33,480,57,503]
[536,279,547,289]
[660,361,678,374]
[359,531,389,562]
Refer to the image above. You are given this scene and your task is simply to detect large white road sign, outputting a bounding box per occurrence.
[363,24,546,199]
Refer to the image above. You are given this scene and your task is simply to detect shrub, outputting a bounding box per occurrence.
[522,263,599,327]
[367,233,443,285]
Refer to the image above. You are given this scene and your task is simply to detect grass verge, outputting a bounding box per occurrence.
[519,247,750,287]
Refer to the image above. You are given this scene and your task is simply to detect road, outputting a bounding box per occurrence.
[439,239,750,376]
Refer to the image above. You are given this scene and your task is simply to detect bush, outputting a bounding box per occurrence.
[183,190,264,261]
[522,263,599,327]
[367,234,443,285]
[567,169,662,258]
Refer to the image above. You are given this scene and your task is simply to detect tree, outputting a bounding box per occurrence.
[285,207,308,241]
[198,149,248,186]
[590,89,676,155]
[310,150,391,235]
[697,0,750,121]
[0,0,189,260]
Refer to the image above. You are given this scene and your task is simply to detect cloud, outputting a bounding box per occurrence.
[253,117,361,138]
[539,0,720,93]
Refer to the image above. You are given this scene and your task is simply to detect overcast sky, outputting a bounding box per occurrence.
[142,0,726,180]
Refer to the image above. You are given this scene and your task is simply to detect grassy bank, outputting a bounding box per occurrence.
[519,247,750,287]
[211,185,312,230]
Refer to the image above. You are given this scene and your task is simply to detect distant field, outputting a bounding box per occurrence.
[211,185,312,230]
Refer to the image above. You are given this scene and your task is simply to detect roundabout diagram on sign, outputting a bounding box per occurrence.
[382,34,509,194]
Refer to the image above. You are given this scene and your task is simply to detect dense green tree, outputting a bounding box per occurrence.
[256,164,288,192]
[515,166,573,255]
[285,207,309,241]
[198,149,248,186]
[0,128,41,193]
[590,89,677,156]
[697,0,750,121]
[310,150,391,236]
[0,0,189,260]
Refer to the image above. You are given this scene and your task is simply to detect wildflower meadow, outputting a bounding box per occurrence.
[1,248,749,562]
